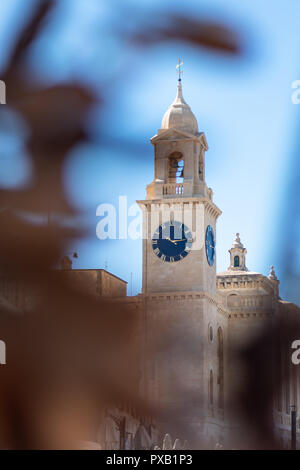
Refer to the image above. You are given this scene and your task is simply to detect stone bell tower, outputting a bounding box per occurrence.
[147,78,209,199]
[138,68,227,447]
[138,75,221,295]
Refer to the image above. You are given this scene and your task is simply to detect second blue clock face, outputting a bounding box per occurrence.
[152,221,192,262]
[205,225,215,266]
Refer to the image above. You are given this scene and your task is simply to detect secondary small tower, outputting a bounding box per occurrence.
[228,233,248,271]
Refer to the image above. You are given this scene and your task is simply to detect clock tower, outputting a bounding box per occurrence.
[138,72,226,447]
[138,75,221,294]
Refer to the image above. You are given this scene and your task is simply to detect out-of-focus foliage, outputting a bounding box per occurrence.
[131,14,242,55]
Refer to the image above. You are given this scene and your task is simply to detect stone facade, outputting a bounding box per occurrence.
[59,265,127,298]
[137,78,227,447]
[136,77,300,449]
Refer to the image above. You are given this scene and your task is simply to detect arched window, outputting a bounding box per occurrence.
[209,370,213,406]
[217,328,224,409]
[234,255,240,267]
[208,325,213,342]
[168,152,184,183]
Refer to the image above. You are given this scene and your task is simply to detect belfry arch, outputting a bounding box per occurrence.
[167,151,184,183]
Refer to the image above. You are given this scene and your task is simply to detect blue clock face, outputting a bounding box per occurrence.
[152,221,192,262]
[205,225,215,266]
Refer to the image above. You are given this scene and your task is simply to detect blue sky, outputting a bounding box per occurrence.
[0,0,300,299]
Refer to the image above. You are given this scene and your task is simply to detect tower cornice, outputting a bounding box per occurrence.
[151,129,208,151]
[137,196,222,220]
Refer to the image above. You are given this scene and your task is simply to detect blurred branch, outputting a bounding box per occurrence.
[130,15,242,55]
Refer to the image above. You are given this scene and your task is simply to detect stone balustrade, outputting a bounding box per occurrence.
[162,183,184,195]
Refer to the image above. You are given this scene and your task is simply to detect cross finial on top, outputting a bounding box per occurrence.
[176,58,183,81]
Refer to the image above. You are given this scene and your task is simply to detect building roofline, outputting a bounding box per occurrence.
[58,268,128,284]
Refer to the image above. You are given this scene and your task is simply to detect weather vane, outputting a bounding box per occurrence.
[176,58,183,81]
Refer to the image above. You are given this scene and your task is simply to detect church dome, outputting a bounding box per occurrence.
[161,80,198,135]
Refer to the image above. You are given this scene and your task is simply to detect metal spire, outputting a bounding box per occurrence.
[176,58,183,81]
